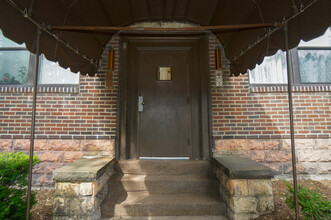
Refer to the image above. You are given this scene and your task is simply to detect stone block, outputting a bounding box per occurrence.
[81,140,114,153]
[36,175,48,186]
[95,183,108,206]
[281,139,291,150]
[79,197,97,213]
[54,197,98,216]
[219,171,229,187]
[219,183,230,203]
[44,163,64,174]
[55,182,80,198]
[296,139,315,150]
[284,162,306,174]
[318,162,331,174]
[214,150,248,157]
[257,196,274,213]
[37,151,64,162]
[283,139,315,150]
[247,179,273,196]
[14,139,48,151]
[316,139,331,150]
[249,150,266,162]
[214,139,248,151]
[33,163,45,174]
[299,162,318,174]
[53,157,114,182]
[228,196,257,213]
[298,150,330,162]
[14,139,29,151]
[49,140,80,151]
[80,182,94,196]
[263,162,282,174]
[226,179,248,196]
[0,139,13,151]
[265,150,291,162]
[34,140,48,151]
[319,151,331,162]
[247,140,280,150]
[63,151,84,163]
[94,167,113,196]
[214,156,275,179]
[53,197,66,215]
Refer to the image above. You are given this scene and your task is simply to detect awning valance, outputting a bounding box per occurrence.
[0,0,330,76]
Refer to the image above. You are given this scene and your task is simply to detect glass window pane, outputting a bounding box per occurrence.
[39,55,79,84]
[0,30,25,48]
[158,67,172,81]
[0,50,30,84]
[298,49,331,83]
[249,50,288,84]
[299,27,331,47]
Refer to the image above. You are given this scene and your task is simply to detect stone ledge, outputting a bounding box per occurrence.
[53,156,115,182]
[214,156,275,179]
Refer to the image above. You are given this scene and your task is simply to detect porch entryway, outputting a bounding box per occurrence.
[118,35,211,160]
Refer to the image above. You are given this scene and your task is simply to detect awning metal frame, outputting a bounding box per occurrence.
[25,27,40,220]
[284,22,300,219]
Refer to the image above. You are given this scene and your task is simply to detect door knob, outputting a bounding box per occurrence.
[142,101,146,105]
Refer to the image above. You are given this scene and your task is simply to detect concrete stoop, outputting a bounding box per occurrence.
[100,160,227,219]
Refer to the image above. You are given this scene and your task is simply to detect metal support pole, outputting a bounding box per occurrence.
[25,27,40,220]
[284,22,300,219]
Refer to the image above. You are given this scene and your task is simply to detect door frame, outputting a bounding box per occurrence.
[116,33,211,160]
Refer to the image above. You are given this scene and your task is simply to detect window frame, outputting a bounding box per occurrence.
[249,47,331,87]
[292,47,331,86]
[0,46,34,86]
[0,48,80,89]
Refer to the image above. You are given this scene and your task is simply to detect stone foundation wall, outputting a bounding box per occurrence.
[214,157,274,220]
[53,157,114,219]
[213,139,331,179]
[0,139,114,187]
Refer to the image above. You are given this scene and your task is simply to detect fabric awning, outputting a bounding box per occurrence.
[0,0,330,76]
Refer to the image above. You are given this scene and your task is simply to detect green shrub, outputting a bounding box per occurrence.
[283,180,331,220]
[0,152,40,219]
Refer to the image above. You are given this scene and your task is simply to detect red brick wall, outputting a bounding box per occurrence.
[0,36,119,140]
[209,35,331,140]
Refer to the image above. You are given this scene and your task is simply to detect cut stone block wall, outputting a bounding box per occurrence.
[0,139,114,186]
[214,156,274,220]
[214,139,331,179]
[53,157,114,219]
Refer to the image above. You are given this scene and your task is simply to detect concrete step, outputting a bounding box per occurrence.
[115,160,213,175]
[102,192,226,217]
[108,173,219,194]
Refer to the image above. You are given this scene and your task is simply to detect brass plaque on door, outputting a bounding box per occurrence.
[158,67,172,81]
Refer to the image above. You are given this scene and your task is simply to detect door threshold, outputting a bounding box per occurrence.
[139,157,190,160]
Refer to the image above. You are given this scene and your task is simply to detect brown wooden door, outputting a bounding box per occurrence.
[119,35,211,160]
[138,49,191,157]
